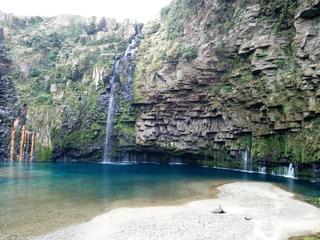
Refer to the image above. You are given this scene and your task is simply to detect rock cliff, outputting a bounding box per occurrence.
[0,27,20,160]
[0,14,138,160]
[0,0,319,179]
[133,0,320,173]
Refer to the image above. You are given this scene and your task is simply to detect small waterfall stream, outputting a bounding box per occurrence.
[103,25,143,163]
[285,163,296,179]
[9,118,36,161]
[271,163,296,179]
[18,125,26,161]
[9,118,19,161]
[241,150,253,172]
[30,132,36,161]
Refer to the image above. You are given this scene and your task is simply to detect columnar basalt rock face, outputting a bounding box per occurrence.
[134,0,320,165]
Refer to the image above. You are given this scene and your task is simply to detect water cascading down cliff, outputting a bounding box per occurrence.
[103,25,143,163]
[9,118,36,161]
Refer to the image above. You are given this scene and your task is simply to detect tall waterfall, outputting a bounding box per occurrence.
[103,25,143,163]
[103,60,119,162]
[30,132,36,161]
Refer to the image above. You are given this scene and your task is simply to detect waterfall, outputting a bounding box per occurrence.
[30,132,36,161]
[18,125,26,161]
[25,131,30,158]
[103,25,143,163]
[103,60,119,162]
[284,163,296,179]
[271,163,296,179]
[241,150,252,172]
[9,118,19,161]
[8,117,36,162]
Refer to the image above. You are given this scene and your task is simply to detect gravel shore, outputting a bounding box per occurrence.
[34,182,320,240]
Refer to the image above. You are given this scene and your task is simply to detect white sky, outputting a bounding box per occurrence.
[0,0,172,22]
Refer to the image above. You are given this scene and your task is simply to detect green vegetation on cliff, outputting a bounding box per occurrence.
[133,0,320,169]
[1,14,138,160]
[1,0,320,170]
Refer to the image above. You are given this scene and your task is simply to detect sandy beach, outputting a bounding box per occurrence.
[34,182,320,240]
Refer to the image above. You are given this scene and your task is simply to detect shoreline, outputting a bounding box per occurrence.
[0,179,229,240]
[34,182,320,240]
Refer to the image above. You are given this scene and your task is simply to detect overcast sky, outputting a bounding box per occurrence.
[0,0,172,22]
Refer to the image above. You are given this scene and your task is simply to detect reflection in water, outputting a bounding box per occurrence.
[0,161,319,239]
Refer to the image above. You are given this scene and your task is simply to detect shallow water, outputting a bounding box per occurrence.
[1,161,320,239]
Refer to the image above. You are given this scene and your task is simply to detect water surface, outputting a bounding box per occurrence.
[1,161,320,239]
